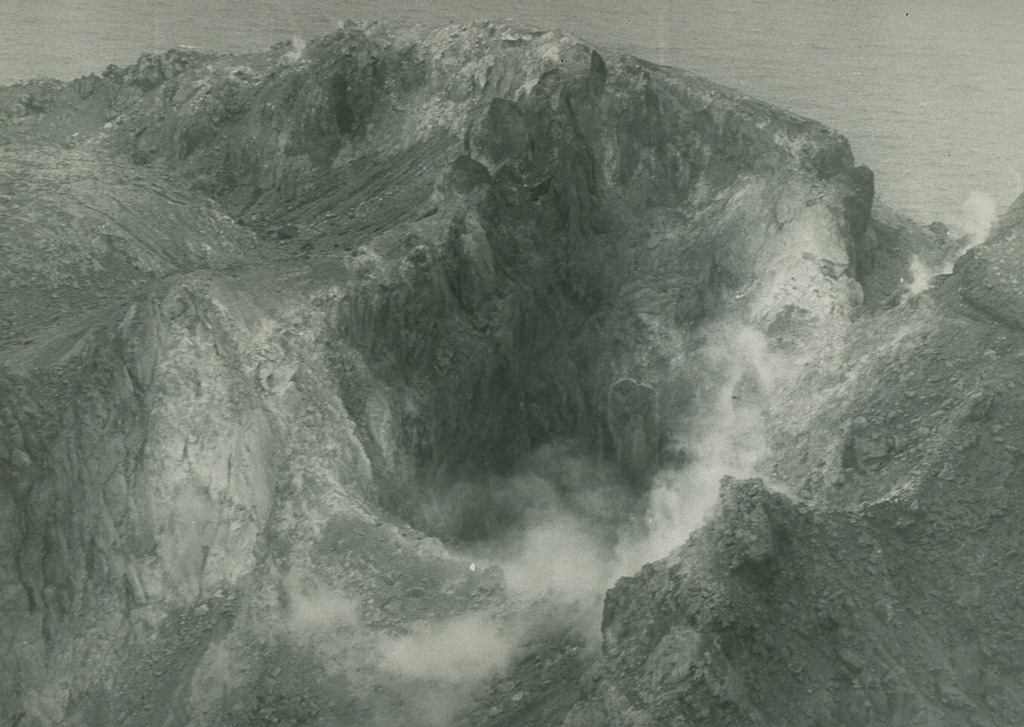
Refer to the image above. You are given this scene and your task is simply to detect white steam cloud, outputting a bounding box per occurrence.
[618,324,786,569]
[266,325,795,725]
[380,612,515,683]
[907,191,1000,294]
[285,585,360,636]
[380,324,791,721]
[280,578,523,726]
[959,191,998,248]
[498,514,615,603]
[283,36,306,63]
[466,324,789,621]
[906,254,935,296]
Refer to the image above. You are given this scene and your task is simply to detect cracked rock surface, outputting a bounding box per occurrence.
[3,20,1023,727]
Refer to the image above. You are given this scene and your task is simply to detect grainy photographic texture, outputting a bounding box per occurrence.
[2,4,1023,726]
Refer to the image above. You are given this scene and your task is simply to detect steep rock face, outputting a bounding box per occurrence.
[37,22,878,501]
[586,458,1024,725]
[857,202,957,308]
[0,21,962,727]
[607,378,661,488]
[570,198,1024,726]
[953,190,1024,329]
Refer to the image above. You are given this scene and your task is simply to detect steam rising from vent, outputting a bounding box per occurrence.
[249,326,795,726]
[469,325,789,613]
[283,36,306,63]
[907,191,1000,294]
[283,576,360,636]
[960,191,998,248]
[499,515,616,603]
[281,581,521,725]
[275,327,793,724]
[619,324,786,569]
[906,254,935,296]
[380,613,515,683]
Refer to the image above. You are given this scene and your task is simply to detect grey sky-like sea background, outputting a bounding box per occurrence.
[1,0,1021,229]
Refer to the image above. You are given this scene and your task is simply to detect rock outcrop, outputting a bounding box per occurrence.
[4,20,1023,727]
[954,191,1024,329]
[607,378,660,488]
[566,190,1024,726]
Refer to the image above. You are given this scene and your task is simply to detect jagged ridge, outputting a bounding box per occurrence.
[4,20,1022,727]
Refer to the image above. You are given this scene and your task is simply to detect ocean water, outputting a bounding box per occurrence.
[1,0,1021,228]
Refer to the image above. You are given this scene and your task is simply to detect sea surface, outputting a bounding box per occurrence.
[2,0,1021,228]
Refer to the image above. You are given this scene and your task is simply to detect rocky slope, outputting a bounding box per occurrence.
[1,21,1020,727]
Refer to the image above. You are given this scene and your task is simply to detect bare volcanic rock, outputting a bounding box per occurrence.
[3,20,1015,727]
[0,21,879,505]
[607,378,660,488]
[567,197,1024,726]
[953,190,1024,330]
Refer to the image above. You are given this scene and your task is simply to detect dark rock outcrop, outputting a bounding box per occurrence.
[953,190,1024,329]
[28,21,872,502]
[569,194,1024,726]
[607,378,660,488]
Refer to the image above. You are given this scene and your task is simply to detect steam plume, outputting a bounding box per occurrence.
[906,191,1000,294]
[618,324,784,569]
